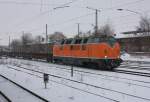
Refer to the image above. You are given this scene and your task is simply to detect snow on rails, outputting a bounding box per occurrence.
[0,58,150,102]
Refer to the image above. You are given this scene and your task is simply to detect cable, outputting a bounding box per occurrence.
[26,12,94,32]
[58,0,78,7]
[48,13,94,27]
[0,0,57,6]
[7,0,147,35]
[14,9,54,30]
[18,0,146,32]
[10,0,80,32]
[104,0,146,11]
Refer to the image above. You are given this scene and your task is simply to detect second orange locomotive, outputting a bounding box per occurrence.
[53,36,121,70]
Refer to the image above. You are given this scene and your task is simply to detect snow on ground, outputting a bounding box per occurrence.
[121,52,150,62]
[0,94,8,102]
[0,65,112,102]
[0,58,150,102]
[0,75,45,102]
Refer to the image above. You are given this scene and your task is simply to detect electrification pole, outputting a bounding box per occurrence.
[95,9,98,36]
[9,36,10,50]
[46,24,48,43]
[9,36,10,57]
[45,24,50,62]
[77,23,80,37]
[86,7,100,36]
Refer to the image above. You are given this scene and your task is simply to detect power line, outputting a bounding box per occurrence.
[49,13,94,27]
[24,11,144,34]
[10,0,79,31]
[25,14,140,34]
[61,0,78,6]
[0,0,57,6]
[14,9,54,30]
[16,0,146,30]
[27,12,94,32]
[104,0,146,11]
[71,0,146,12]
[53,0,79,10]
[8,0,147,35]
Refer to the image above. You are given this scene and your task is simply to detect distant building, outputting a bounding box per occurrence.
[0,46,9,52]
[117,30,150,53]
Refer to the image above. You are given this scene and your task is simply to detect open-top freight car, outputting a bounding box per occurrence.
[9,43,53,62]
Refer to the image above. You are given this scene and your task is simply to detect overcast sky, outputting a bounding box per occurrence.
[0,0,150,45]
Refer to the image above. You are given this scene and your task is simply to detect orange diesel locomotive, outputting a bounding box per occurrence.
[53,36,121,70]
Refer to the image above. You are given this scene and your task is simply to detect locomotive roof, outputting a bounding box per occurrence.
[62,35,115,40]
[55,36,116,45]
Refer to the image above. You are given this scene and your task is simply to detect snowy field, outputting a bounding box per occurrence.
[121,53,150,62]
[0,56,150,102]
[0,93,9,102]
[0,75,46,102]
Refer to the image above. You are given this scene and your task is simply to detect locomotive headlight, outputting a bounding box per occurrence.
[105,56,107,58]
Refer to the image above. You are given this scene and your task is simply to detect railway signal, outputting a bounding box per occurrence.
[43,73,49,89]
[71,65,74,77]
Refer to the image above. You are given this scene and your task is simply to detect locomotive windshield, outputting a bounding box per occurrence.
[107,36,117,46]
[87,36,116,44]
[55,36,116,46]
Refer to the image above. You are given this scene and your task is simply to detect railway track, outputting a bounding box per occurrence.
[114,69,150,77]
[0,74,49,102]
[4,58,150,91]
[0,90,11,102]
[123,60,150,65]
[28,58,150,77]
[117,62,150,75]
[1,58,150,102]
[5,66,119,102]
[10,58,150,84]
[7,63,150,91]
[5,65,150,102]
[21,59,150,78]
[119,65,150,71]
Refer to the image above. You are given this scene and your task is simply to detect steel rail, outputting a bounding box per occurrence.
[0,74,49,102]
[0,90,12,102]
[5,57,150,83]
[6,66,118,102]
[114,69,150,77]
[13,59,150,84]
[8,65,150,101]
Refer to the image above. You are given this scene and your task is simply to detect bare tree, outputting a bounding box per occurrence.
[97,23,114,36]
[21,33,33,45]
[34,35,44,44]
[74,31,83,38]
[136,16,150,36]
[49,32,66,42]
[73,23,114,38]
[10,39,22,52]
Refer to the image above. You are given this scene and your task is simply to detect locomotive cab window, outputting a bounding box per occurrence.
[65,39,72,44]
[81,38,88,44]
[87,37,94,43]
[71,39,76,44]
[71,39,82,44]
[55,40,62,45]
[93,38,100,43]
[87,37,100,43]
[61,40,65,45]
[75,39,82,44]
[108,37,116,42]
